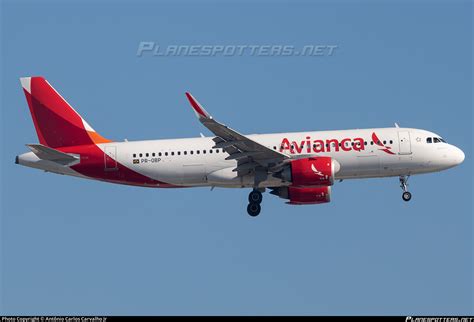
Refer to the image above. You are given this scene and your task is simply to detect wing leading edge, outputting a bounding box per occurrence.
[185,93,289,178]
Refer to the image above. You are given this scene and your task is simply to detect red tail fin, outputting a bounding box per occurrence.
[20,76,111,148]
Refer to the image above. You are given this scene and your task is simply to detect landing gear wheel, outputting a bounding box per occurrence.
[247,203,261,217]
[402,191,412,202]
[399,175,412,202]
[248,190,263,204]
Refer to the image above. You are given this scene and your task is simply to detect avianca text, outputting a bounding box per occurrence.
[280,136,365,154]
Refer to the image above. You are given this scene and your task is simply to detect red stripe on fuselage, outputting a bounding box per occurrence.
[58,144,180,188]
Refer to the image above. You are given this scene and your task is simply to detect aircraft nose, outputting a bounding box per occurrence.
[452,146,465,165]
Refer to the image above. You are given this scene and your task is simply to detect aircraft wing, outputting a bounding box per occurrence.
[185,93,289,176]
[26,144,79,166]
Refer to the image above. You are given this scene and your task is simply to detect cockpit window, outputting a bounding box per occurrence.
[427,137,446,144]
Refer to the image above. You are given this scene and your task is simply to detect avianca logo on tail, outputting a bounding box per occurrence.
[279,132,396,155]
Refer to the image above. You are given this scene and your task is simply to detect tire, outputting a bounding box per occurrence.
[248,190,263,204]
[247,203,261,217]
[402,191,412,202]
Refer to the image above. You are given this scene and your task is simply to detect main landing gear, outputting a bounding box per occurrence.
[247,189,263,217]
[399,175,412,202]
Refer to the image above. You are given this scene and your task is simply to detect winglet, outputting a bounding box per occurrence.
[185,92,212,120]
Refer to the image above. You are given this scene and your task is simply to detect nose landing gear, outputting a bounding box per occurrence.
[400,175,412,202]
[247,189,263,216]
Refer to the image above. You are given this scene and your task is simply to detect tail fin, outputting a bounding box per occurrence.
[20,76,111,148]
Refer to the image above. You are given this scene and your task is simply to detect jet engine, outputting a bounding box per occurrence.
[277,157,339,186]
[270,186,331,205]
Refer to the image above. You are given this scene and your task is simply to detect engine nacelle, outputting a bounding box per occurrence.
[270,186,331,205]
[279,157,338,186]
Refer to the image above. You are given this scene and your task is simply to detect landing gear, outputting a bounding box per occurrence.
[247,203,261,217]
[247,189,263,217]
[399,175,412,202]
[402,191,412,202]
[248,190,263,204]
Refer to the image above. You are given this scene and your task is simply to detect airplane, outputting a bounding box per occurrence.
[16,76,465,216]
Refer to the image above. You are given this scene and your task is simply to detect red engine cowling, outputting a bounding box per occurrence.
[279,157,337,186]
[270,186,331,205]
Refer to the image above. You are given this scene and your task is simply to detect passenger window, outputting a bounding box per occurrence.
[171,152,174,156]
[273,146,277,150]
[139,153,143,157]
[209,149,213,154]
[184,151,187,155]
[197,150,200,154]
[165,152,168,156]
[389,140,393,144]
[370,141,373,145]
[190,151,193,155]
[178,151,181,155]
[426,137,432,143]
[203,150,206,154]
[158,152,162,156]
[133,154,136,158]
[364,141,367,145]
[152,153,155,157]
[383,141,386,145]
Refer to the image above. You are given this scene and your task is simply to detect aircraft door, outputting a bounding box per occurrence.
[104,146,118,170]
[398,131,412,155]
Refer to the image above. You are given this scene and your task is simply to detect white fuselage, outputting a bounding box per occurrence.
[19,127,464,188]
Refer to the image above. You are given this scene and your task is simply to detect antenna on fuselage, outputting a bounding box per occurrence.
[394,123,400,128]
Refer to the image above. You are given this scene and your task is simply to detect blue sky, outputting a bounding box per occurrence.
[1,0,472,315]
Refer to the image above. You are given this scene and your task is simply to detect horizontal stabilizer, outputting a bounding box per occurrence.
[26,144,79,166]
